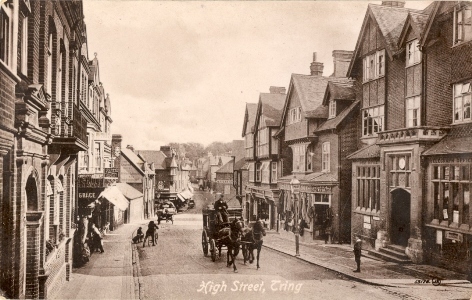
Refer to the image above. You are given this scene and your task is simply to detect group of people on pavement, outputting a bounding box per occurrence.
[88,223,105,254]
[132,220,159,247]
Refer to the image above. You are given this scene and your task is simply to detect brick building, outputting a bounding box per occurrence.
[245,86,286,230]
[0,0,94,298]
[275,52,356,243]
[346,1,472,273]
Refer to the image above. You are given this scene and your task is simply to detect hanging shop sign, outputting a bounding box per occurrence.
[104,168,119,179]
[445,231,463,242]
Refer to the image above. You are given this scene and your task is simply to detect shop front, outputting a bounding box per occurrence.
[244,187,278,230]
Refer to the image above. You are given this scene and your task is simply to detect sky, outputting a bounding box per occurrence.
[82,0,432,150]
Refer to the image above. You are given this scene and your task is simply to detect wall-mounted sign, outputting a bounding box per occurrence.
[78,175,104,188]
[78,187,104,206]
[104,168,119,179]
[445,231,463,242]
[278,184,332,194]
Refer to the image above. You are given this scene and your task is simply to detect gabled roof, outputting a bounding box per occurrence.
[348,3,422,76]
[419,1,459,48]
[347,144,381,160]
[216,160,234,174]
[292,74,329,115]
[255,92,286,129]
[137,150,167,170]
[322,79,355,106]
[315,100,360,133]
[233,158,246,171]
[242,103,258,137]
[398,11,430,50]
[115,183,143,200]
[121,148,145,175]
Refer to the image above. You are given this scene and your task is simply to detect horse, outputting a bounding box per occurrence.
[215,218,244,273]
[241,220,266,270]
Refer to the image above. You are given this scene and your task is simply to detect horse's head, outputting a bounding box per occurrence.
[230,219,244,240]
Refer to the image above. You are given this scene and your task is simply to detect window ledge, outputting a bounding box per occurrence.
[451,120,472,126]
[354,207,380,216]
[451,40,472,50]
[0,60,21,83]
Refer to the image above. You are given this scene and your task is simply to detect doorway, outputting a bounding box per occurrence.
[391,189,410,246]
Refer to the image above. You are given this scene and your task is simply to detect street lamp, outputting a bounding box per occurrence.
[290,176,300,256]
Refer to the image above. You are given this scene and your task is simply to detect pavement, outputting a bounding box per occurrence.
[53,221,144,300]
[262,231,471,288]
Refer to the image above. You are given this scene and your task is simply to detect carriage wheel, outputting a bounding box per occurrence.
[210,239,217,262]
[202,231,208,256]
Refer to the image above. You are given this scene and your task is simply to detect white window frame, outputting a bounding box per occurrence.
[454,5,472,45]
[406,96,421,127]
[407,39,421,67]
[21,16,27,75]
[322,142,330,172]
[271,162,277,183]
[256,162,261,182]
[0,3,13,68]
[261,161,270,184]
[363,49,385,82]
[362,105,385,137]
[453,81,472,123]
[249,162,255,182]
[329,100,336,119]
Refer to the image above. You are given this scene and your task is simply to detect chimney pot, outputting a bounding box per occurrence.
[310,52,324,76]
[381,1,405,8]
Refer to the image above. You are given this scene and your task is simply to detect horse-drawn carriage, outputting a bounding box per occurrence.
[201,205,265,272]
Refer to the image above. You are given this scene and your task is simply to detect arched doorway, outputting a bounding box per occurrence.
[391,189,410,246]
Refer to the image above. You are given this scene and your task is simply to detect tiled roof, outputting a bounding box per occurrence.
[233,158,246,171]
[115,183,143,200]
[244,103,258,135]
[347,144,381,160]
[292,74,329,115]
[121,148,145,175]
[423,136,472,156]
[260,93,286,126]
[322,79,355,105]
[305,105,328,119]
[315,100,360,133]
[136,150,167,170]
[216,160,234,173]
[305,172,338,183]
[369,4,421,55]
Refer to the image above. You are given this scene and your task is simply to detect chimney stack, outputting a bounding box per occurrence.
[332,50,353,78]
[310,52,324,76]
[269,86,286,94]
[160,146,172,157]
[381,1,405,8]
[126,145,134,152]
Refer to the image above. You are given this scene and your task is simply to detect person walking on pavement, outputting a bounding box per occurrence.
[91,223,104,253]
[143,221,159,247]
[353,236,362,272]
[214,193,229,224]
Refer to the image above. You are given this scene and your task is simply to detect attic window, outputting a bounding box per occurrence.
[363,49,385,82]
[329,100,336,119]
[455,5,472,45]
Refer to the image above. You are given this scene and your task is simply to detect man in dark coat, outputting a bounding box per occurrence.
[214,193,229,224]
[353,236,362,272]
[143,221,159,247]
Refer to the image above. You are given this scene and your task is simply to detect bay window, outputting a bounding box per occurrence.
[271,162,277,183]
[321,142,330,172]
[406,96,421,127]
[0,3,13,67]
[454,81,471,123]
[256,162,261,182]
[292,145,306,172]
[362,105,384,136]
[261,162,270,183]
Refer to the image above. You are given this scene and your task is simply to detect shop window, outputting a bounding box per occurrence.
[356,165,380,211]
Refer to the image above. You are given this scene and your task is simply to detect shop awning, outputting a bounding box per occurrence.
[180,189,193,199]
[176,193,186,202]
[98,186,129,210]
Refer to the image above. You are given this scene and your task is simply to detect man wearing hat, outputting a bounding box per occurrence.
[214,193,229,224]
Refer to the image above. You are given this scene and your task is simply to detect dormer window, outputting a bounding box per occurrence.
[363,49,385,82]
[329,101,336,119]
[407,39,421,66]
[454,5,472,45]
